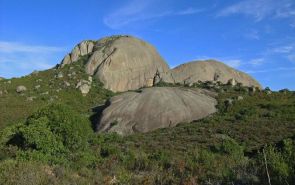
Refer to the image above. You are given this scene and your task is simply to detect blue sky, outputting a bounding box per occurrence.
[0,0,295,90]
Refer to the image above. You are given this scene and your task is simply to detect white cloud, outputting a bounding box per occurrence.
[103,0,167,29]
[246,67,295,73]
[0,41,65,53]
[103,0,203,29]
[223,59,242,68]
[0,41,65,78]
[217,0,295,22]
[269,42,295,63]
[249,58,265,66]
[288,54,295,63]
[244,30,260,40]
[272,45,294,53]
[175,8,204,15]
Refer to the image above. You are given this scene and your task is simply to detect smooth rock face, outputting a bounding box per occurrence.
[97,87,217,135]
[162,60,262,88]
[60,36,170,92]
[70,46,81,63]
[85,36,170,92]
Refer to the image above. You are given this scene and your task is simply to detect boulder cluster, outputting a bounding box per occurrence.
[60,35,261,92]
[58,35,263,135]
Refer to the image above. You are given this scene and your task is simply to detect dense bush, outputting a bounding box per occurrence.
[0,104,94,164]
[257,139,295,185]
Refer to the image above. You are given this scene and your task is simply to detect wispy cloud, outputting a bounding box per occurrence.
[244,30,260,40]
[288,54,295,63]
[269,41,295,63]
[217,0,295,22]
[0,41,65,53]
[223,59,242,68]
[246,67,295,74]
[0,41,66,78]
[175,7,204,15]
[103,0,203,29]
[271,45,294,53]
[249,58,265,66]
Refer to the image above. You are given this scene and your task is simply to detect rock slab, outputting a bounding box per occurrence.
[97,87,217,135]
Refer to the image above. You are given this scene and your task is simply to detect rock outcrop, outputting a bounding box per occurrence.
[97,87,217,135]
[60,36,262,92]
[16,86,27,93]
[161,60,262,88]
[76,79,92,95]
[61,35,170,92]
[60,40,95,67]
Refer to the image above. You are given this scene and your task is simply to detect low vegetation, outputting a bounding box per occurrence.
[1,77,294,184]
[0,57,113,129]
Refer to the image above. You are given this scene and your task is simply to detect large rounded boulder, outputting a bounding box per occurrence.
[96,87,217,135]
[60,35,170,92]
[162,60,262,88]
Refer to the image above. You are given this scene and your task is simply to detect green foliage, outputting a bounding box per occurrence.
[0,104,95,165]
[0,60,114,130]
[1,76,295,184]
[214,139,244,159]
[26,103,93,151]
[257,139,295,184]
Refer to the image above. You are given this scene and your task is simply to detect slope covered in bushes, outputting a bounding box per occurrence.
[0,57,114,130]
[0,86,294,185]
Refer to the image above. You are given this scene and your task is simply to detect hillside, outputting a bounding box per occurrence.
[0,57,113,130]
[0,35,294,185]
[1,79,294,184]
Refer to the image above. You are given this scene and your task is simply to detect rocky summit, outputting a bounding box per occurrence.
[96,87,217,135]
[61,35,170,92]
[60,35,261,93]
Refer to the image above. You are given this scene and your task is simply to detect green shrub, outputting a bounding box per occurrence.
[149,151,171,169]
[215,139,244,158]
[25,103,93,151]
[258,140,295,185]
[0,104,94,164]
[0,160,50,185]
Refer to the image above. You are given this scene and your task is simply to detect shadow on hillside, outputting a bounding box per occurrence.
[89,100,111,132]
